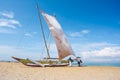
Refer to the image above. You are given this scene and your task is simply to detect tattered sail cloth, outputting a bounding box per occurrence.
[41,12,75,60]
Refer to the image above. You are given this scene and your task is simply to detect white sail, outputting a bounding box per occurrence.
[41,12,75,60]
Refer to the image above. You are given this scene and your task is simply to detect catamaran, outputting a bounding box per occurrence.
[12,3,76,67]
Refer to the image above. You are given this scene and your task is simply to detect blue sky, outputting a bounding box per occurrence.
[0,0,120,66]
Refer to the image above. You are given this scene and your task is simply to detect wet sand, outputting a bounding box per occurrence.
[0,62,120,80]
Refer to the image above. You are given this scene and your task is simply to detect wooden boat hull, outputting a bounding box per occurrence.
[12,56,68,67]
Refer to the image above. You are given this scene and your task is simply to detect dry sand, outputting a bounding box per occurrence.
[0,62,120,80]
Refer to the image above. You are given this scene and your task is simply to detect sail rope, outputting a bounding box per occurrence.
[47,31,52,53]
[39,31,52,60]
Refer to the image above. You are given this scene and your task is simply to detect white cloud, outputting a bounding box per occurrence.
[69,32,82,37]
[0,11,14,18]
[24,33,33,37]
[24,32,38,38]
[81,30,89,34]
[81,46,120,63]
[96,47,120,57]
[0,19,21,29]
[69,29,90,37]
[0,11,21,32]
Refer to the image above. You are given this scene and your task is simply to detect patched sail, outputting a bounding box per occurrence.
[41,12,75,60]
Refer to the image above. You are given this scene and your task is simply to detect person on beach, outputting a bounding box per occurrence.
[76,57,82,67]
[68,57,73,67]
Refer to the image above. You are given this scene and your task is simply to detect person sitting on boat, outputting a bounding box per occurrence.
[68,57,73,67]
[76,57,82,67]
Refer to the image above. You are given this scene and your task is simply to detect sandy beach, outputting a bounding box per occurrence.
[0,62,120,80]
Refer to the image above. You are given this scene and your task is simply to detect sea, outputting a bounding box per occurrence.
[72,62,120,67]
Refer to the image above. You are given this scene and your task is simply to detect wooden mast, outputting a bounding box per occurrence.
[36,3,50,58]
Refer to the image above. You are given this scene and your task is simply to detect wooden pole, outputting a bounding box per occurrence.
[36,3,50,58]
